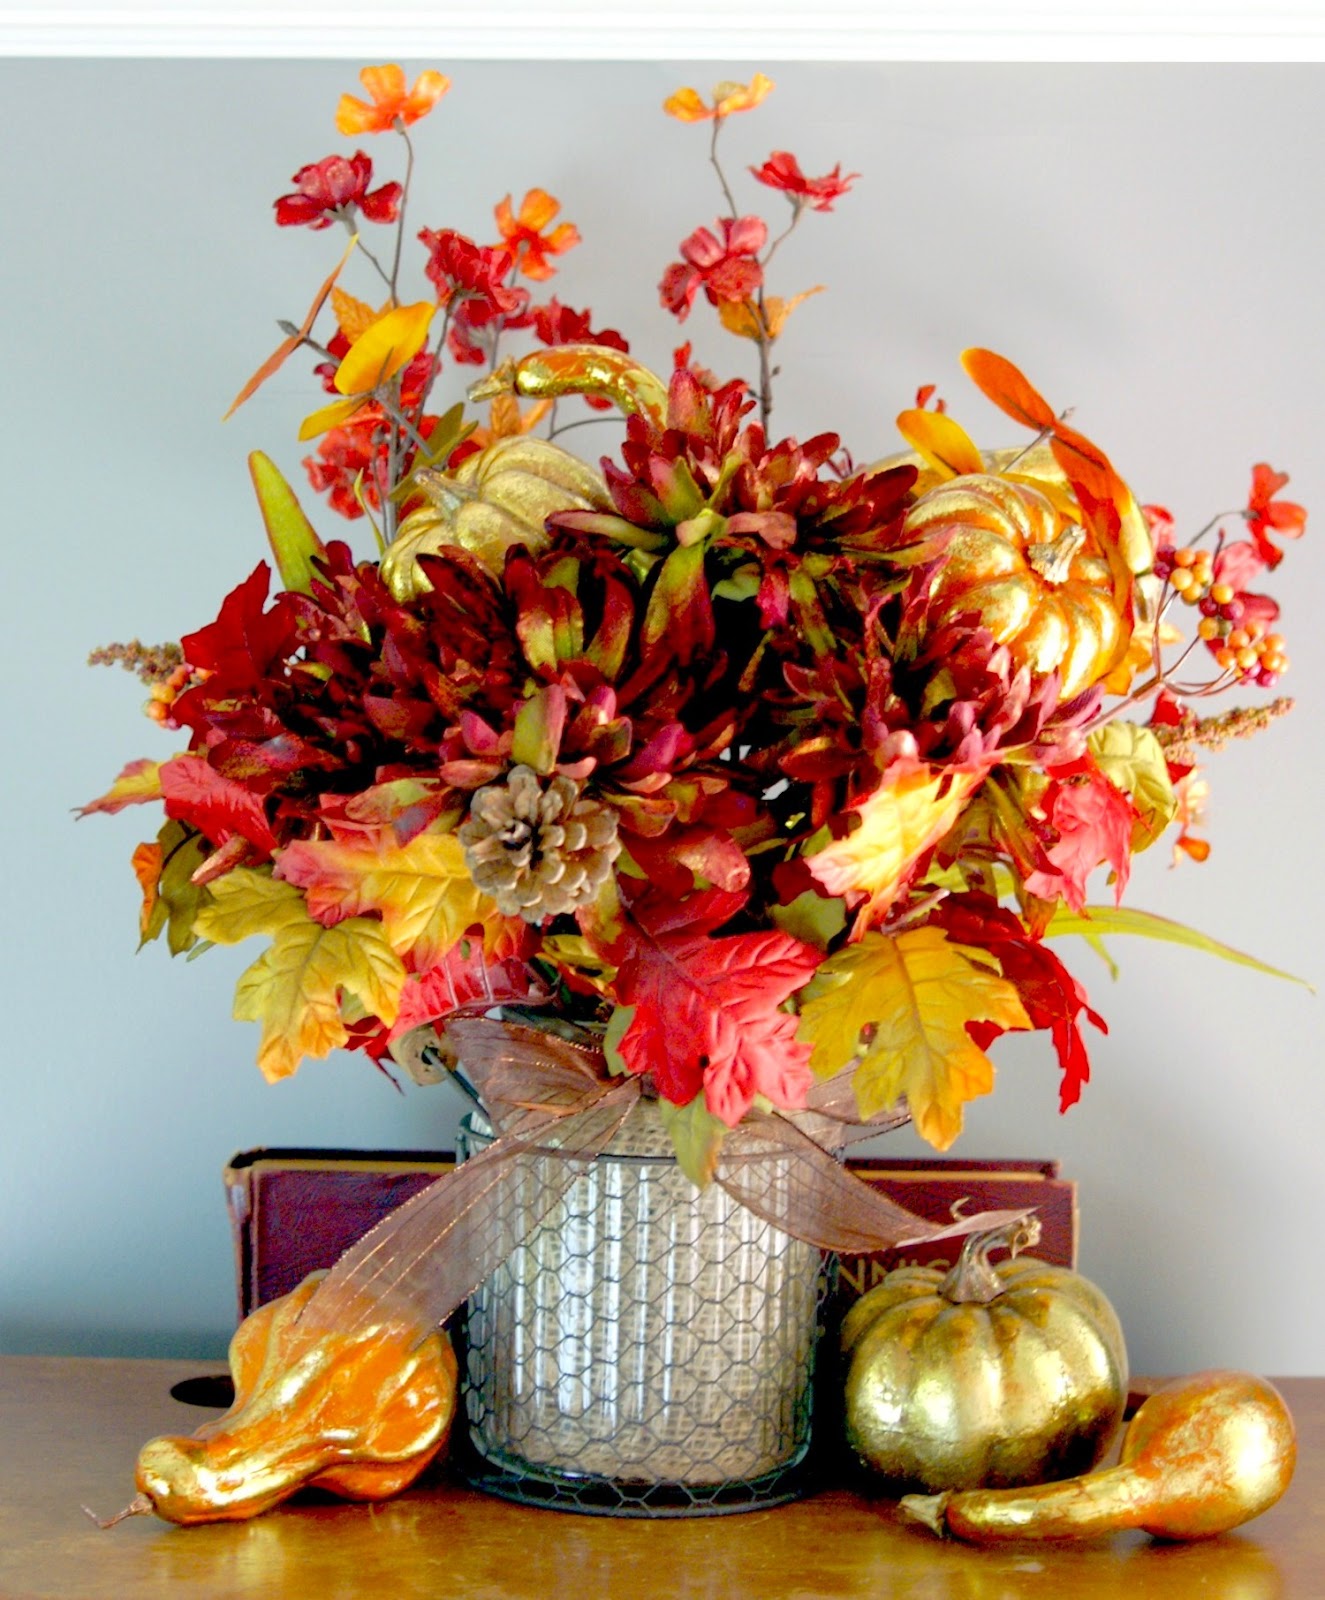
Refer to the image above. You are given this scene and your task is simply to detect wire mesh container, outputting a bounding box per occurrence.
[455,1105,832,1515]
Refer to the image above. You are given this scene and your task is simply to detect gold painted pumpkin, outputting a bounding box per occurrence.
[382,434,612,598]
[842,1217,1127,1493]
[898,467,1131,701]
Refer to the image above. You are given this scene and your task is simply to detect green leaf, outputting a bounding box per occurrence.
[1089,723,1176,852]
[712,565,761,603]
[771,889,847,952]
[248,451,327,596]
[602,1003,635,1076]
[658,1093,728,1188]
[146,820,210,956]
[656,457,706,524]
[387,403,477,504]
[510,686,565,775]
[642,542,711,655]
[1043,905,1313,991]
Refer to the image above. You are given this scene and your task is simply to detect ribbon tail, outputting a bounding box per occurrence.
[294,1076,639,1346]
[716,1112,1033,1255]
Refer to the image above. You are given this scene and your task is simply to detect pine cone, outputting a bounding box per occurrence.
[458,765,621,922]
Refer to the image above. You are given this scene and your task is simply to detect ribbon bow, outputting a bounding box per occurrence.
[292,1017,1031,1345]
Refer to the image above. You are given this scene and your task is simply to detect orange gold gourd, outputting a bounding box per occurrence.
[128,1275,458,1524]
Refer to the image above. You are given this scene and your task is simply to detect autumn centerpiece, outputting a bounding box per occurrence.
[85,66,1305,1516]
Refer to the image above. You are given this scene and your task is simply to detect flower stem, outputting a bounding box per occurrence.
[389,125,416,303]
[709,118,739,218]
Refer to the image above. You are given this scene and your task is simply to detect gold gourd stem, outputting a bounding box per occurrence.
[84,1493,153,1530]
[937,1214,1042,1305]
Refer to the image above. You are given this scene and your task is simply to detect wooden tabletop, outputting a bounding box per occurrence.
[0,1357,1318,1599]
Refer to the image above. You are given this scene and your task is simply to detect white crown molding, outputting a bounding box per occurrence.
[1,5,1322,60]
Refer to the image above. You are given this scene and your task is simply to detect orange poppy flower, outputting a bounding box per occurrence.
[335,65,451,136]
[663,73,774,123]
[494,189,581,282]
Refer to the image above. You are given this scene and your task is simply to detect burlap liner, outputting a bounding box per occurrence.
[460,1103,823,1484]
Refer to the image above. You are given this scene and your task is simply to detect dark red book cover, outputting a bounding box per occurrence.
[224,1148,1076,1322]
[225,1147,455,1320]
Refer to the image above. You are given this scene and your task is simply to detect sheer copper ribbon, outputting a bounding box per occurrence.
[295,1018,1032,1346]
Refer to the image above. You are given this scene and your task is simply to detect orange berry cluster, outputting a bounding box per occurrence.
[1157,545,1289,686]
[146,663,196,726]
[1197,610,1288,684]
[1166,544,1214,601]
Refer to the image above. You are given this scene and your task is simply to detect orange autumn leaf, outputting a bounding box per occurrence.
[77,757,163,817]
[663,73,775,122]
[331,286,385,345]
[194,868,406,1082]
[894,407,985,480]
[131,840,163,940]
[796,926,1030,1150]
[959,348,1153,583]
[273,829,507,970]
[960,347,1057,432]
[807,762,985,926]
[335,65,450,136]
[225,234,357,421]
[717,286,824,343]
[482,392,554,445]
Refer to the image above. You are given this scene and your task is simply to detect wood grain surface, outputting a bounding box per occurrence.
[1,1357,1317,1599]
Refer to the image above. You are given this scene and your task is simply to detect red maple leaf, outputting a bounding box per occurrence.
[158,754,278,856]
[1024,763,1135,911]
[932,894,1107,1113]
[612,890,820,1126]
[388,943,542,1040]
[178,564,299,689]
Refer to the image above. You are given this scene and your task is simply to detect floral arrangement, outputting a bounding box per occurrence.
[85,65,1305,1176]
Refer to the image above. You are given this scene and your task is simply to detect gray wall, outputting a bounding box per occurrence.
[4,60,1322,1374]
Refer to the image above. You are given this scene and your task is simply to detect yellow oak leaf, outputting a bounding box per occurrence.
[192,866,309,945]
[796,926,1030,1151]
[807,762,984,927]
[195,867,406,1082]
[233,915,406,1082]
[273,830,504,969]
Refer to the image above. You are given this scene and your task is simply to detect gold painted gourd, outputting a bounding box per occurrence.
[901,1369,1297,1542]
[899,469,1130,701]
[127,1274,458,1524]
[382,433,612,598]
[842,1217,1127,1493]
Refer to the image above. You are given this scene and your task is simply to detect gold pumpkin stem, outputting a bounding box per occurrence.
[938,1215,1042,1305]
[1025,523,1087,586]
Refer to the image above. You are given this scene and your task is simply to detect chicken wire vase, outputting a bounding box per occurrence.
[455,1105,830,1515]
